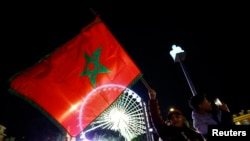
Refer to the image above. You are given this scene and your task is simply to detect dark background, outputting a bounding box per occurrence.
[1,1,249,139]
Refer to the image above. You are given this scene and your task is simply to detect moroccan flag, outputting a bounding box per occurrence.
[9,16,142,137]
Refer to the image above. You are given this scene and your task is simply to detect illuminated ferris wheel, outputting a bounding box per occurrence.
[79,86,149,141]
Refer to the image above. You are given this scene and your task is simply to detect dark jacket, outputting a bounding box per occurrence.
[149,99,205,141]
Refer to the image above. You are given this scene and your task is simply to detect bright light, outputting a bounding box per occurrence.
[109,107,129,131]
[80,87,147,141]
[169,44,186,62]
[79,84,126,131]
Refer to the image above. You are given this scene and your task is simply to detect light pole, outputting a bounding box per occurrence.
[169,44,197,96]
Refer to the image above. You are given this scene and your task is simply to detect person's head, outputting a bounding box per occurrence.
[167,108,189,128]
[189,94,212,113]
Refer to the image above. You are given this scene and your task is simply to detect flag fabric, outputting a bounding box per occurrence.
[9,16,142,137]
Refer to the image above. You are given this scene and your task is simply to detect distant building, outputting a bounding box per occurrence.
[0,124,6,141]
[233,109,250,125]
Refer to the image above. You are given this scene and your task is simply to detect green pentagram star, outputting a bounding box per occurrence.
[80,47,111,88]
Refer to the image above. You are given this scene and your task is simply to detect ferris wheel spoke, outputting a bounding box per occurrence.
[81,86,148,141]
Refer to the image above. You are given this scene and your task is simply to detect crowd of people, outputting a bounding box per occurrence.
[148,88,233,141]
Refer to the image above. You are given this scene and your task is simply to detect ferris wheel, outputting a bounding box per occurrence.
[79,85,150,141]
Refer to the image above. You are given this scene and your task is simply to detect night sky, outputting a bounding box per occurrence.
[1,1,250,139]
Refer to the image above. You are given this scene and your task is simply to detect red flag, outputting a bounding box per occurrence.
[9,17,142,136]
